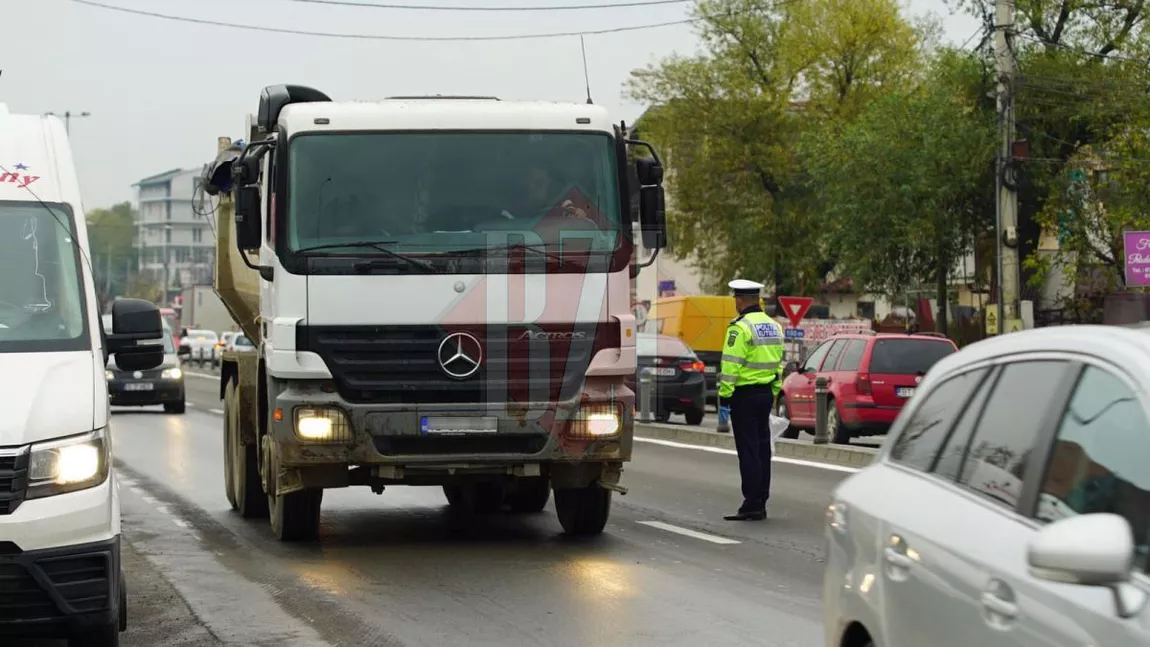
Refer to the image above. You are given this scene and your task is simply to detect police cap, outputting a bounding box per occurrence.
[728,279,764,297]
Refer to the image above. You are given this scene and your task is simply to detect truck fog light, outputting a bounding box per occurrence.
[294,407,352,443]
[568,404,621,439]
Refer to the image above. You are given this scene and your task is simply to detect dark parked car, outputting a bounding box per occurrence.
[103,315,186,414]
[629,334,707,425]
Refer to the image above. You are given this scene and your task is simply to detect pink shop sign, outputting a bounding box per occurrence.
[1124,231,1150,287]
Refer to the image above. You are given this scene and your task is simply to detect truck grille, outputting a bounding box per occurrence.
[0,451,28,516]
[298,323,621,404]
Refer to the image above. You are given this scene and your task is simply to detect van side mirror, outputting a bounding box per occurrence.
[106,298,164,371]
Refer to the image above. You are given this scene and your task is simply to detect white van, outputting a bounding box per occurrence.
[0,106,164,645]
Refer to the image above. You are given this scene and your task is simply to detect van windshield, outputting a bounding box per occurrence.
[0,201,89,353]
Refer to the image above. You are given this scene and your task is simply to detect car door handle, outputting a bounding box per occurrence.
[980,592,1019,619]
[883,547,913,569]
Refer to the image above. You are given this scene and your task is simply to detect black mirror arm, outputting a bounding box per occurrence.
[635,247,660,270]
[625,138,664,172]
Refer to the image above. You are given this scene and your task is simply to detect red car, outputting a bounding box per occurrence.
[776,332,958,443]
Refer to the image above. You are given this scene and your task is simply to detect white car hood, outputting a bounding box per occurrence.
[0,351,97,447]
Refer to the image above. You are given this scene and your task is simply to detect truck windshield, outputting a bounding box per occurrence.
[0,201,89,353]
[286,131,626,273]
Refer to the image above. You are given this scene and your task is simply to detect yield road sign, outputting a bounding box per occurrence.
[777,296,814,328]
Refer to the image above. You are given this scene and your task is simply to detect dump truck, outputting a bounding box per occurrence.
[201,85,668,541]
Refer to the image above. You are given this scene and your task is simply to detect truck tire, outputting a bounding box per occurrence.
[507,477,550,513]
[442,483,504,513]
[554,484,611,536]
[225,380,267,518]
[270,488,323,542]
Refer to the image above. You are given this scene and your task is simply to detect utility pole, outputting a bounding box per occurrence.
[994,0,1019,331]
[43,111,91,135]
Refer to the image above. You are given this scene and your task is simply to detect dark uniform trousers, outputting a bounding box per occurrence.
[729,383,774,514]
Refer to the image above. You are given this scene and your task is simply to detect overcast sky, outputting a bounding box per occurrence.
[0,0,978,210]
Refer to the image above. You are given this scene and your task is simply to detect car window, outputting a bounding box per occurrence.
[636,335,692,359]
[955,360,1075,511]
[234,335,254,347]
[801,341,833,371]
[1036,366,1150,572]
[932,368,997,481]
[821,339,848,372]
[868,339,956,375]
[889,367,990,472]
[836,339,867,372]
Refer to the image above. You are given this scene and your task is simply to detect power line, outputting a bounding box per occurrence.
[67,0,697,41]
[290,0,691,11]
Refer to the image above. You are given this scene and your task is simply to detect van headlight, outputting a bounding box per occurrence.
[26,428,110,499]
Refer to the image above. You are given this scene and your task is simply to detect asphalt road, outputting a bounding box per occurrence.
[27,371,853,646]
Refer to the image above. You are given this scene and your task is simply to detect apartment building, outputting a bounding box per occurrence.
[133,167,215,303]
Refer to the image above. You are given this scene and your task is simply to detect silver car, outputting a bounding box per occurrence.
[823,325,1150,647]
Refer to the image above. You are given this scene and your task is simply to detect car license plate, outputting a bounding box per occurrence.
[124,383,154,392]
[421,416,498,435]
[653,367,676,377]
[896,387,915,398]
[704,365,717,374]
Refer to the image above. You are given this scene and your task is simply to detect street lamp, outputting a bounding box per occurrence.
[43,110,91,135]
[163,224,173,306]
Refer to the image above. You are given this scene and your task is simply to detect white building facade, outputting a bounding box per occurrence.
[134,167,215,303]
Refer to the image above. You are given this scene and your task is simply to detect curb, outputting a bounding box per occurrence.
[634,422,877,470]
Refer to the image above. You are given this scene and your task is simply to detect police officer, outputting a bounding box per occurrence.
[717,279,785,521]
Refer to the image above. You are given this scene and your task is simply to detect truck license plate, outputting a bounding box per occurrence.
[124,383,154,391]
[896,387,915,398]
[421,416,498,435]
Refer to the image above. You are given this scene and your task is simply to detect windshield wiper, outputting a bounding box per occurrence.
[295,241,437,272]
[452,242,569,264]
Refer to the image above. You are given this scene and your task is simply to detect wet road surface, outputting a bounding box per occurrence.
[30,372,851,646]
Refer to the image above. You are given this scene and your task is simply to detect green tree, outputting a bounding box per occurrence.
[803,50,997,333]
[625,0,928,297]
[86,201,138,306]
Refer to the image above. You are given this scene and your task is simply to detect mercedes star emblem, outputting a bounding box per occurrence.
[437,332,482,379]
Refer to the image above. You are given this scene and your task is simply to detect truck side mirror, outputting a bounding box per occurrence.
[638,184,666,250]
[636,156,664,186]
[106,298,165,371]
[235,185,263,251]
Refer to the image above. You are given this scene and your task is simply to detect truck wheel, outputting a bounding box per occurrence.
[507,477,550,513]
[270,488,323,542]
[225,381,267,518]
[554,484,611,536]
[442,483,504,513]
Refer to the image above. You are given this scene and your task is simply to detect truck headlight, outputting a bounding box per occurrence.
[294,407,352,443]
[26,428,109,499]
[567,403,622,439]
[162,367,183,380]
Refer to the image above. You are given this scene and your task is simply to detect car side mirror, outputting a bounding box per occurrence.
[1028,513,1148,618]
[106,298,165,371]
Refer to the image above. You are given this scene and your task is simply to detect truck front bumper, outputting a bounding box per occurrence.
[267,377,634,486]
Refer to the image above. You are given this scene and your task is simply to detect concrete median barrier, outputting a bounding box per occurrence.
[634,422,878,470]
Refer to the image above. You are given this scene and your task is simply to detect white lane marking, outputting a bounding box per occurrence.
[209,408,225,415]
[155,505,170,515]
[638,520,741,545]
[173,519,190,528]
[185,401,196,408]
[634,436,862,474]
[184,372,218,380]
[141,495,158,505]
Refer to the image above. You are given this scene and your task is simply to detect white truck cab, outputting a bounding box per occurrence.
[0,106,164,646]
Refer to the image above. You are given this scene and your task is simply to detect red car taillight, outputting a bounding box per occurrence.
[680,361,706,373]
[856,372,872,396]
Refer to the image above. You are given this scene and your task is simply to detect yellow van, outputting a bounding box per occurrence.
[650,296,739,404]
